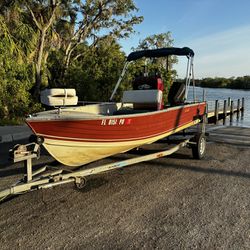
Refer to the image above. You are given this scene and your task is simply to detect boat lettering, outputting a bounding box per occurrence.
[119,119,125,125]
[108,119,117,125]
[101,118,126,126]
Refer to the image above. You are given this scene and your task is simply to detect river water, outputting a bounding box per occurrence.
[187,87,250,127]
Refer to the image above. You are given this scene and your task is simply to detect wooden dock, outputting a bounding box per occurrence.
[206,97,244,124]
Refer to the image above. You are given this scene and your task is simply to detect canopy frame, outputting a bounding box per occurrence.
[109,47,195,102]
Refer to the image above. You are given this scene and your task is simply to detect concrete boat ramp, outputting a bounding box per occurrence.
[207,125,250,147]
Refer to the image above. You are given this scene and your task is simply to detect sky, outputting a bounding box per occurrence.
[119,0,250,78]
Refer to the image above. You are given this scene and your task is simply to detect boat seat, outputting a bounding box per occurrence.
[40,88,78,106]
[122,89,163,110]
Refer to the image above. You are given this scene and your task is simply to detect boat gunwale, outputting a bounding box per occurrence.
[26,101,206,122]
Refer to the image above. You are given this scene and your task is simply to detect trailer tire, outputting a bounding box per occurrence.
[192,133,206,159]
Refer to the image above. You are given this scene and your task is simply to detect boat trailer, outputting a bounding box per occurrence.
[0,127,206,202]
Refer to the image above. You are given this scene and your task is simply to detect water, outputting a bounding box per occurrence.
[187,87,250,127]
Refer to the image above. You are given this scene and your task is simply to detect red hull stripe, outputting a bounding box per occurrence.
[36,120,197,142]
[27,103,206,143]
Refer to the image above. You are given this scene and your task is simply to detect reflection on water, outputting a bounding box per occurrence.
[187,87,250,127]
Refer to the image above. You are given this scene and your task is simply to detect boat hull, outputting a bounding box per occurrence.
[26,102,206,167]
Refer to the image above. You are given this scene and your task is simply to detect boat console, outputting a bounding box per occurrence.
[168,82,186,106]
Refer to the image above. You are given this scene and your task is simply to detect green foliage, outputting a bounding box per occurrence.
[0,0,142,122]
[135,32,174,50]
[0,16,41,120]
[60,0,143,81]
[2,0,249,125]
[0,118,25,126]
[199,76,250,89]
[60,38,126,101]
[79,0,143,40]
[0,38,38,119]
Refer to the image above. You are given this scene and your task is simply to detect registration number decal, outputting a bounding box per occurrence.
[101,118,131,126]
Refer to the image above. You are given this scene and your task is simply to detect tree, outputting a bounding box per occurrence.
[12,0,142,97]
[61,0,143,75]
[136,32,174,50]
[199,76,250,89]
[135,32,177,75]
[60,37,126,101]
[0,15,39,120]
[1,0,80,99]
[23,0,66,98]
[0,0,143,120]
[0,0,38,61]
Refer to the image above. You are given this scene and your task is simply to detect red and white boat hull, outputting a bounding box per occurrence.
[26,102,206,167]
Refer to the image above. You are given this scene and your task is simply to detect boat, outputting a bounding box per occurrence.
[0,47,208,201]
[26,47,206,167]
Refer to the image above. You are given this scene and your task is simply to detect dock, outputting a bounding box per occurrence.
[206,97,244,124]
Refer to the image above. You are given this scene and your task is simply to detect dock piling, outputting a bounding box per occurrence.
[230,100,234,124]
[203,89,206,102]
[241,97,245,118]
[223,100,227,125]
[215,100,219,124]
[237,99,240,120]
[228,97,231,108]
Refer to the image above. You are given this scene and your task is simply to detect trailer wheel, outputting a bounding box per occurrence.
[192,133,206,159]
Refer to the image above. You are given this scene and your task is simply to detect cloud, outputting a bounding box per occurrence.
[175,25,250,78]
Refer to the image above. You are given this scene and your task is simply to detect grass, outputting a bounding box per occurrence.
[0,118,25,126]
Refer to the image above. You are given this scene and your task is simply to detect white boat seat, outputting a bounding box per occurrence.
[122,89,163,110]
[40,88,78,106]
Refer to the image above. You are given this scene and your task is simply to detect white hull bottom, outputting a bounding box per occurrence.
[42,120,200,167]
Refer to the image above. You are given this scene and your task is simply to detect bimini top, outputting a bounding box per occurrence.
[127,47,194,62]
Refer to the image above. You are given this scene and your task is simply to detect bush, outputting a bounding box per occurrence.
[0,38,41,120]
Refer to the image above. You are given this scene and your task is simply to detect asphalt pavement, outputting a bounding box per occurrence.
[0,124,32,144]
[0,128,250,249]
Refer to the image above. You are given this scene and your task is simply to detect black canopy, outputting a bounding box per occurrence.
[127,47,194,62]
